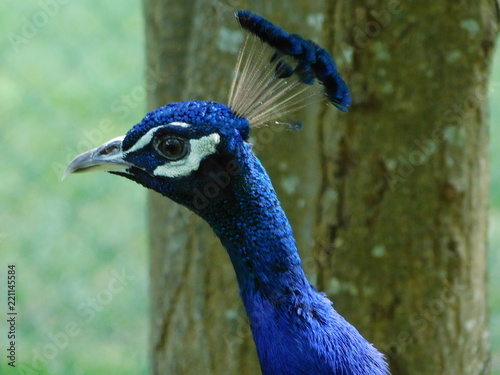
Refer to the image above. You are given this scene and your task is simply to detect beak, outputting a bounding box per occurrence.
[63,136,133,180]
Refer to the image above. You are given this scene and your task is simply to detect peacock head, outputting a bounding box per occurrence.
[65,10,350,212]
[65,101,250,212]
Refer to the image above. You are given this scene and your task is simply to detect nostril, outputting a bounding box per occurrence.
[103,145,118,155]
[97,142,120,156]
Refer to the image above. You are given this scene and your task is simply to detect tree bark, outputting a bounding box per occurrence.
[143,0,499,374]
[316,1,499,374]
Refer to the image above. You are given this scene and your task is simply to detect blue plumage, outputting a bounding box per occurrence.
[65,10,389,375]
[235,10,351,111]
[122,101,250,148]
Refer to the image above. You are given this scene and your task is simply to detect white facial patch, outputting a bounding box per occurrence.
[153,133,221,178]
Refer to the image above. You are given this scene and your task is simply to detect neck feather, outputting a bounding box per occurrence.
[191,143,388,375]
[200,147,308,296]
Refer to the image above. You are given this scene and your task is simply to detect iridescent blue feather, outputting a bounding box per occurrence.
[235,10,351,111]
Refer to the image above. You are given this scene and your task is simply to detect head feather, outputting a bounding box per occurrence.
[228,10,351,129]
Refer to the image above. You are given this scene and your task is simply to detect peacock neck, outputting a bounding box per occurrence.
[197,146,310,299]
[191,144,389,375]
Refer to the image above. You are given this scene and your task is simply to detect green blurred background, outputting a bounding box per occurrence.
[0,1,498,374]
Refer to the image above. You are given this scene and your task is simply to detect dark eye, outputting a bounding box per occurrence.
[155,137,189,160]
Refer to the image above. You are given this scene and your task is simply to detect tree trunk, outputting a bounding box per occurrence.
[143,1,499,374]
[316,1,498,374]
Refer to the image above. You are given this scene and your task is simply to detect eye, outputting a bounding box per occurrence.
[155,137,189,161]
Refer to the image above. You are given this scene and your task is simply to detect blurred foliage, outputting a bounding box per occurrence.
[1,1,148,374]
[0,1,498,374]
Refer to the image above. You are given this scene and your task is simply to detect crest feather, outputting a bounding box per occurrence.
[228,10,351,128]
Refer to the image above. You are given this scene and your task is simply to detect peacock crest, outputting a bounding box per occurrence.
[228,10,350,128]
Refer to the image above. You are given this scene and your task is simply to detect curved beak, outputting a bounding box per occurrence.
[63,136,132,180]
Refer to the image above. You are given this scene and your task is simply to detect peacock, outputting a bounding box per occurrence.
[65,10,389,375]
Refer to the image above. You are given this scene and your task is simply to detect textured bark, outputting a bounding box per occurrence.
[316,1,499,374]
[144,0,499,374]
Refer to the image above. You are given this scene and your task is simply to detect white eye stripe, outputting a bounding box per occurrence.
[124,122,191,154]
[169,122,190,128]
[124,128,158,154]
[153,133,220,178]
